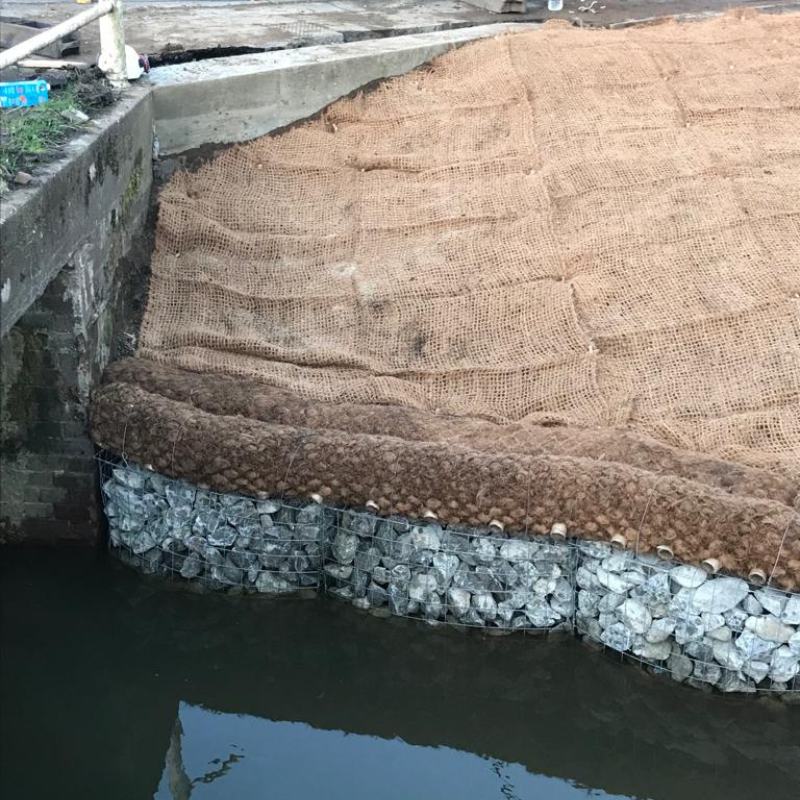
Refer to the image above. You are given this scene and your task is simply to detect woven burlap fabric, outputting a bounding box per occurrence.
[138,11,800,478]
[91,370,800,590]
[104,358,799,507]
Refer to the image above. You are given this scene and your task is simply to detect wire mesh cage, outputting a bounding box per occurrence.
[573,541,800,694]
[322,509,577,634]
[98,452,327,595]
[97,453,800,693]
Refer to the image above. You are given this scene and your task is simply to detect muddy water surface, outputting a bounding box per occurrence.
[1,550,797,799]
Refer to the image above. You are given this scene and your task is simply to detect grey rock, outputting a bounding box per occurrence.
[492,560,519,588]
[409,573,438,603]
[324,563,353,581]
[683,640,714,662]
[780,596,800,625]
[717,671,755,693]
[578,616,602,640]
[139,548,163,574]
[432,552,459,589]
[646,618,676,643]
[372,566,390,585]
[460,608,485,627]
[755,588,787,617]
[500,539,537,563]
[675,616,704,644]
[550,593,574,619]
[350,567,369,597]
[473,538,497,565]
[577,590,600,616]
[634,571,672,609]
[601,622,632,652]
[390,564,412,589]
[692,577,749,614]
[113,467,146,490]
[598,612,617,630]
[516,561,539,590]
[331,531,357,565]
[410,525,441,551]
[724,607,749,633]
[633,639,672,661]
[208,525,237,548]
[524,598,559,628]
[387,583,408,616]
[473,592,498,621]
[669,565,707,589]
[354,546,382,572]
[735,630,779,660]
[180,552,202,579]
[212,561,242,584]
[601,552,633,574]
[770,646,800,683]
[742,594,764,616]
[255,572,295,594]
[742,659,770,684]
[744,615,794,644]
[596,566,643,594]
[693,661,722,685]
[620,599,652,634]
[535,544,570,566]
[597,591,625,613]
[706,624,732,642]
[255,499,280,514]
[295,524,321,543]
[352,596,371,611]
[130,531,156,555]
[424,594,444,620]
[576,566,601,592]
[712,640,745,670]
[579,541,613,559]
[533,576,558,597]
[366,582,388,607]
[788,631,800,657]
[447,587,471,617]
[667,653,693,682]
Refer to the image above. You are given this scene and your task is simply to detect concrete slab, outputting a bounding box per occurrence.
[148,23,538,155]
[4,1,797,62]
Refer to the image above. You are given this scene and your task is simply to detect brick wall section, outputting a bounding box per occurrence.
[0,94,153,544]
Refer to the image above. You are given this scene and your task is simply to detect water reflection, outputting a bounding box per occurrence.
[1,551,798,800]
[157,703,627,800]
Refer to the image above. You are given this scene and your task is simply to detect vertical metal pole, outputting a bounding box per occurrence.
[98,0,127,89]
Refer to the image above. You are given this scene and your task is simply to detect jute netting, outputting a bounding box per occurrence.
[139,12,800,477]
[94,12,800,587]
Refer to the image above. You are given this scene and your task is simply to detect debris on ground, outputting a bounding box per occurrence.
[0,68,114,195]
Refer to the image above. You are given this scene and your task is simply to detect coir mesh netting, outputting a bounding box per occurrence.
[92,12,800,589]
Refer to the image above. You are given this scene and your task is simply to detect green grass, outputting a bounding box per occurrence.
[0,84,86,189]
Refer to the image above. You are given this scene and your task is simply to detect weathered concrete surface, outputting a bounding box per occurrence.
[0,87,154,544]
[149,23,537,154]
[2,1,536,58]
[3,0,797,61]
[0,87,153,337]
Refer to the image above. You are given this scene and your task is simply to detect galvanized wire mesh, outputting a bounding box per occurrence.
[98,455,800,693]
[574,542,800,693]
[323,510,577,633]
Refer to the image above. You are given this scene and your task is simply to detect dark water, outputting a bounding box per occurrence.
[1,551,797,800]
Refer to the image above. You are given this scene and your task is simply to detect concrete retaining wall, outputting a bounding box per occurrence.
[149,23,537,155]
[0,88,154,544]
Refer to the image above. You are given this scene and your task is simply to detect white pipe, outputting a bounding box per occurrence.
[0,0,116,72]
[97,0,127,88]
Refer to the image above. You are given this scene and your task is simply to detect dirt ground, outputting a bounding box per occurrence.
[3,0,798,61]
